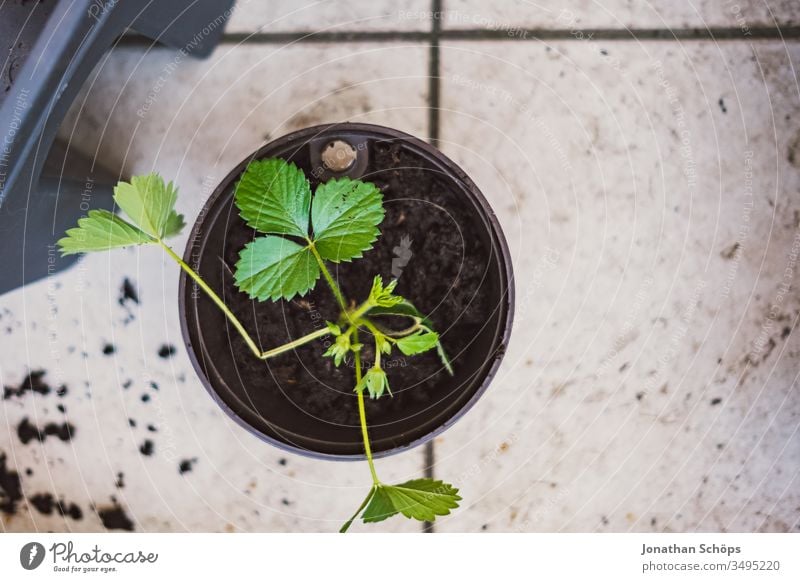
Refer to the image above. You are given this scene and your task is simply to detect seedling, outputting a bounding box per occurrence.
[58,159,461,532]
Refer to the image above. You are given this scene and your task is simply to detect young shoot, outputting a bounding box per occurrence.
[58,159,460,532]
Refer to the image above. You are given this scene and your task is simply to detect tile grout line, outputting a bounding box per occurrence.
[441,26,800,41]
[422,0,442,535]
[115,26,800,48]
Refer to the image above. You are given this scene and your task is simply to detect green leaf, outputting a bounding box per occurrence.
[162,210,186,238]
[113,174,184,239]
[397,331,440,356]
[325,321,342,336]
[57,210,154,256]
[323,334,350,366]
[234,235,319,301]
[377,335,392,355]
[368,298,454,374]
[369,298,428,323]
[235,159,311,238]
[340,488,376,533]
[367,275,402,308]
[356,367,390,399]
[435,341,454,375]
[361,486,396,523]
[362,479,461,524]
[311,177,384,262]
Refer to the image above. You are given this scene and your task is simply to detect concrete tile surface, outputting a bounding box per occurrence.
[442,0,800,30]
[434,40,800,532]
[1,2,799,534]
[225,0,433,33]
[1,42,430,533]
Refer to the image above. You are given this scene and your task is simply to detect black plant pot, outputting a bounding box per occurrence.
[179,123,514,459]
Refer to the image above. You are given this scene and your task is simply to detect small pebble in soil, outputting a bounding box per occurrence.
[97,503,135,531]
[29,493,83,520]
[139,440,154,456]
[119,278,140,306]
[17,418,74,444]
[3,370,51,399]
[178,458,197,475]
[0,453,23,515]
[158,344,176,359]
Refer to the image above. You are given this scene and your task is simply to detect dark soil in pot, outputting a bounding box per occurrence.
[181,123,513,458]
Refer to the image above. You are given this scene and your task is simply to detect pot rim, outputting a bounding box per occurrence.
[178,122,515,461]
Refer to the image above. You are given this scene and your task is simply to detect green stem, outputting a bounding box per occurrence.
[259,327,330,360]
[373,340,382,369]
[339,485,376,534]
[159,241,325,360]
[349,300,374,323]
[308,242,348,312]
[388,323,422,338]
[365,316,422,339]
[360,317,384,339]
[354,330,379,485]
[160,241,262,358]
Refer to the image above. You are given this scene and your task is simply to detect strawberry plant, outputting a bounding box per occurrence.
[58,159,461,532]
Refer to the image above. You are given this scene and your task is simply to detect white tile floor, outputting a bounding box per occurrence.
[226,0,432,33]
[442,0,800,30]
[435,40,800,532]
[1,1,799,533]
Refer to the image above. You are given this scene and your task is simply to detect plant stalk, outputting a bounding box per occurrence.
[163,240,384,525]
[259,327,330,359]
[354,330,379,485]
[339,485,376,533]
[359,317,384,339]
[308,242,348,312]
[159,241,326,360]
[349,300,374,323]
